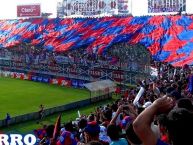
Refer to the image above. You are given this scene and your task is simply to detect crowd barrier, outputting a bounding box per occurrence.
[0,94,112,127]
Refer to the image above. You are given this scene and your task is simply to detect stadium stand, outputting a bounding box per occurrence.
[0,16,193,145]
[32,61,193,145]
[1,16,193,66]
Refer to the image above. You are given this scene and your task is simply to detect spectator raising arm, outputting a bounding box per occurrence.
[110,105,123,125]
[126,104,138,119]
[133,96,174,145]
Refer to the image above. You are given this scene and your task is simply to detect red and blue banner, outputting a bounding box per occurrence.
[1,16,193,66]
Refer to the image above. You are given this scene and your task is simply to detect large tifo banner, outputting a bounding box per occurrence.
[148,0,186,13]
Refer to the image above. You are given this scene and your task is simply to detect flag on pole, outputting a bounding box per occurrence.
[52,114,62,141]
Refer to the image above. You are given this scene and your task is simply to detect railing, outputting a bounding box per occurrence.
[0,94,112,127]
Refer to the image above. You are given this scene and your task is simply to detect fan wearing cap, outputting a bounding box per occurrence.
[142,101,152,109]
[79,121,109,145]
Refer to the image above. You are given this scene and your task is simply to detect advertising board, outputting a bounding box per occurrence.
[17,4,41,17]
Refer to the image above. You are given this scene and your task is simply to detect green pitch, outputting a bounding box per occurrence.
[0,77,89,119]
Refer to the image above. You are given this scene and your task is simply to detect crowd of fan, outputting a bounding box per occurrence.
[34,62,193,145]
[0,46,120,66]
[0,45,144,73]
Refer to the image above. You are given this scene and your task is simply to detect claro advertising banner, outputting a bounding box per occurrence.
[17,4,41,17]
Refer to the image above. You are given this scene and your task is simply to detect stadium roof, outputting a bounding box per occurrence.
[84,79,116,92]
[1,15,193,66]
[84,80,116,98]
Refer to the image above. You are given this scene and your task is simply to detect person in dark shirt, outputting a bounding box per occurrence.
[38,104,45,122]
[5,113,11,127]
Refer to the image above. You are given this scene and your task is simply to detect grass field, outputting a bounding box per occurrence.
[0,77,89,119]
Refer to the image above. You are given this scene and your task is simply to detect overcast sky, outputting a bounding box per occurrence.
[0,0,61,19]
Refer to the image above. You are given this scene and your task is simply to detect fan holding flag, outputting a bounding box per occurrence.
[50,114,77,145]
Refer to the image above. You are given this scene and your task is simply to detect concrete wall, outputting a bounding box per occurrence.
[0,94,112,127]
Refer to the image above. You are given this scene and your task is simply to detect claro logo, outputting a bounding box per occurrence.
[17,5,40,17]
[21,7,36,13]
